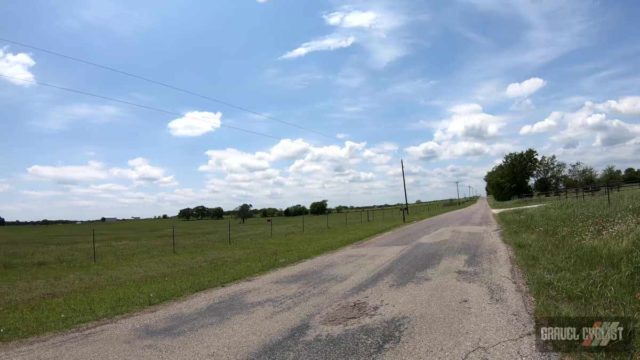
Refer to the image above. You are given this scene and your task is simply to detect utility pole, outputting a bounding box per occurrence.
[455,181,460,205]
[468,185,471,199]
[401,159,409,214]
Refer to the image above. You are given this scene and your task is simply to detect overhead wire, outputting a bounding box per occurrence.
[0,74,281,140]
[0,36,334,139]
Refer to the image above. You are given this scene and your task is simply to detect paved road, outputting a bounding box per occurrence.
[2,199,551,359]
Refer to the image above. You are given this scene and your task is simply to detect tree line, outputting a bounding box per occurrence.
[176,200,334,223]
[485,148,640,201]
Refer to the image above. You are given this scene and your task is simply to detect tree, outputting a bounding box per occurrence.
[564,162,598,189]
[210,207,224,220]
[623,167,640,183]
[178,208,193,220]
[192,205,209,220]
[599,165,623,185]
[259,208,280,218]
[309,200,328,215]
[484,149,538,201]
[0,216,5,226]
[236,204,253,223]
[100,217,106,222]
[335,205,348,213]
[533,155,566,194]
[162,214,168,219]
[284,205,308,217]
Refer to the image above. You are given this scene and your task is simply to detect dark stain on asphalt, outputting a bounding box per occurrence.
[250,316,409,360]
[274,261,343,288]
[138,290,260,338]
[349,232,483,294]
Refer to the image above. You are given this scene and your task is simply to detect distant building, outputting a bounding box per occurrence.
[104,217,118,222]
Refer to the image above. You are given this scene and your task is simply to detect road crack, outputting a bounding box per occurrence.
[462,331,533,360]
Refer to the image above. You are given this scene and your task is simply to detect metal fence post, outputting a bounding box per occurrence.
[402,208,406,223]
[606,185,611,206]
[360,211,363,224]
[172,225,175,253]
[228,219,231,245]
[345,212,347,226]
[270,219,273,237]
[302,215,305,233]
[326,213,329,228]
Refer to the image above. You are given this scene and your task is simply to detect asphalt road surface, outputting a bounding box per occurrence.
[2,199,553,359]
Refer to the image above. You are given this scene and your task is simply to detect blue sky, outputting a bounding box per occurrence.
[1,0,640,220]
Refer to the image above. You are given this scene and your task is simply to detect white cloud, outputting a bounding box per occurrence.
[27,161,109,184]
[27,158,177,186]
[167,111,222,137]
[199,148,271,174]
[336,133,349,140]
[595,96,640,115]
[405,103,511,161]
[324,10,378,28]
[505,77,546,98]
[111,157,177,186]
[0,49,36,86]
[269,138,311,161]
[280,35,356,59]
[519,112,561,134]
[545,98,640,149]
[0,181,9,192]
[434,103,504,141]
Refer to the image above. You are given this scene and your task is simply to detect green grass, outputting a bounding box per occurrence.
[0,199,475,342]
[492,189,640,356]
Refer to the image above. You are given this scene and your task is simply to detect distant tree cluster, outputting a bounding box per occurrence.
[177,206,224,220]
[0,216,5,226]
[283,205,308,217]
[310,200,329,215]
[485,148,640,201]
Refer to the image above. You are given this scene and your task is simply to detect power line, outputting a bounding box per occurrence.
[0,36,334,139]
[0,74,281,140]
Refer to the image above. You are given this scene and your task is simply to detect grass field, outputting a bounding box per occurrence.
[0,199,475,342]
[492,190,640,355]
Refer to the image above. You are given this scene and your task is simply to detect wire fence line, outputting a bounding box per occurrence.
[1,198,477,266]
[504,179,640,207]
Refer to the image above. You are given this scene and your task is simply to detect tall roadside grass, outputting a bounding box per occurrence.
[493,189,640,354]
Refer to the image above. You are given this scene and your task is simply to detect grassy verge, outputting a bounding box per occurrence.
[0,199,475,342]
[492,190,640,356]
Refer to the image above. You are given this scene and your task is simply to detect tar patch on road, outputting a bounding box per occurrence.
[250,316,409,360]
[320,300,381,326]
[349,231,483,294]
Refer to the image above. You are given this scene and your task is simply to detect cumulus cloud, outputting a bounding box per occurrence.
[27,158,177,186]
[505,77,546,98]
[280,35,356,59]
[0,49,36,86]
[519,112,561,134]
[111,158,177,186]
[27,161,108,184]
[542,98,640,149]
[405,103,511,161]
[595,96,640,115]
[434,103,504,141]
[167,111,222,137]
